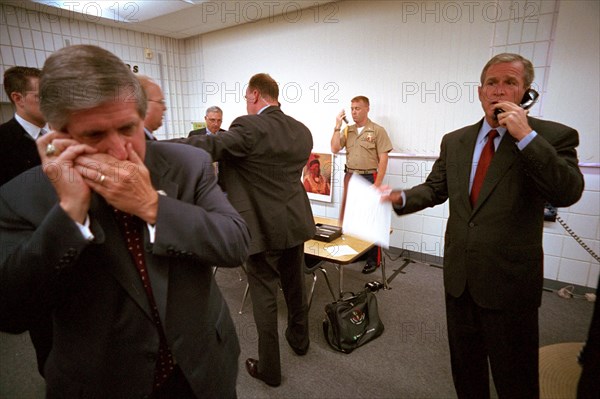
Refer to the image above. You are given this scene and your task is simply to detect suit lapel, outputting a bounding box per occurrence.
[458,123,480,211]
[86,145,179,323]
[144,144,177,323]
[88,194,154,320]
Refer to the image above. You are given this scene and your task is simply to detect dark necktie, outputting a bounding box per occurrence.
[112,208,174,390]
[470,129,499,207]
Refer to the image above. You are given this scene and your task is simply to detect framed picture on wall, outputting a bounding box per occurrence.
[191,121,206,130]
[302,152,333,202]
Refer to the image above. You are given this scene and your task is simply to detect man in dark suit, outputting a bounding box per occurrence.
[382,53,584,398]
[137,75,165,141]
[181,73,315,387]
[188,106,225,137]
[0,66,46,186]
[0,65,53,377]
[0,45,250,398]
[187,106,226,189]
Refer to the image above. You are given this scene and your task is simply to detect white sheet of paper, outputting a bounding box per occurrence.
[324,244,358,257]
[342,174,392,248]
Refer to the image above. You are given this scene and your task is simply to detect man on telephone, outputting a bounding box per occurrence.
[331,96,393,274]
[382,53,584,398]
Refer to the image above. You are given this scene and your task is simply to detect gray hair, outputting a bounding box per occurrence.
[205,106,223,115]
[136,74,157,96]
[480,53,535,88]
[40,45,146,130]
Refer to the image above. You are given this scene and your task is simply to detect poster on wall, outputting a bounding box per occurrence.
[191,121,206,130]
[302,152,333,202]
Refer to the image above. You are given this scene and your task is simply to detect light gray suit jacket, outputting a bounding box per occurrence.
[0,141,250,398]
[396,117,584,310]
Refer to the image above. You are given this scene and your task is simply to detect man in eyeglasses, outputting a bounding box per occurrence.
[137,75,166,141]
[188,106,225,137]
[188,106,226,189]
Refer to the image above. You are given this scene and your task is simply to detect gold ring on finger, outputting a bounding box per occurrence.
[45,143,58,157]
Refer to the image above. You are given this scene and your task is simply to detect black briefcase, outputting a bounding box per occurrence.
[322,282,384,353]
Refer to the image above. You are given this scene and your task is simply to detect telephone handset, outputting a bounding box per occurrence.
[494,88,540,117]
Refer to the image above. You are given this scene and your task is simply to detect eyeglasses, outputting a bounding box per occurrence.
[149,99,166,106]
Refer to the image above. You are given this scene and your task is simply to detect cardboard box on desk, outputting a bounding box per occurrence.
[313,223,342,242]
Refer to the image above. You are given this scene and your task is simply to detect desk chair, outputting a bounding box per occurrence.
[304,255,337,310]
[237,257,337,314]
[212,264,250,314]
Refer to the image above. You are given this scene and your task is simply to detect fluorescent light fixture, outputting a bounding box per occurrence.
[29,1,199,23]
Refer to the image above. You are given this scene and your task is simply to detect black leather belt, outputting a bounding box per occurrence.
[345,166,377,175]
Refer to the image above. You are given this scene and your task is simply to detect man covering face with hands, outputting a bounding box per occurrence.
[0,45,249,399]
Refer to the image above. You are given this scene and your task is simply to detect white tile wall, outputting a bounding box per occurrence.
[0,4,188,138]
[0,2,598,288]
[318,156,599,288]
[491,0,559,117]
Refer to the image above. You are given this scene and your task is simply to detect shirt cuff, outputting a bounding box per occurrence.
[516,130,537,150]
[147,223,156,243]
[76,215,94,241]
[392,191,407,211]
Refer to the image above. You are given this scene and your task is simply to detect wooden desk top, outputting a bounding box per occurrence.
[304,216,374,265]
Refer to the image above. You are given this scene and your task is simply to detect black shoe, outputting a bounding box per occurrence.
[245,358,280,387]
[362,261,378,274]
[285,329,309,356]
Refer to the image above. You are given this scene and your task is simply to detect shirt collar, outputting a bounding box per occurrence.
[144,127,157,140]
[257,105,271,115]
[15,114,46,140]
[478,119,507,143]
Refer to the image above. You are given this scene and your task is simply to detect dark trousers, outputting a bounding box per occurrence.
[341,171,379,265]
[577,274,600,398]
[246,245,309,385]
[445,289,539,399]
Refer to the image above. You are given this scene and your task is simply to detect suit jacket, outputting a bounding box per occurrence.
[396,117,584,310]
[0,141,250,398]
[184,106,315,255]
[0,117,41,186]
[188,127,225,137]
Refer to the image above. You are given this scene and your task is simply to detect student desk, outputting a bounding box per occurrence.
[304,216,389,298]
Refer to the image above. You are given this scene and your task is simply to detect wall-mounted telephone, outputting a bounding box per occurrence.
[544,203,557,222]
[494,88,540,117]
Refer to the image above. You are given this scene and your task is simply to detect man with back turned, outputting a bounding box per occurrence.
[181,73,315,387]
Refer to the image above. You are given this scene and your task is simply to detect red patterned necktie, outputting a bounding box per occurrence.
[470,129,499,207]
[112,208,174,390]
